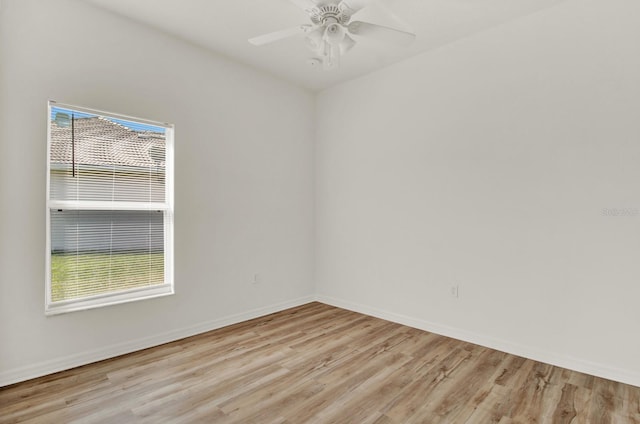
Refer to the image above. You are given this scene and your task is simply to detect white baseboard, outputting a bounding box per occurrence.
[4,294,638,389]
[315,294,640,388]
[0,295,315,387]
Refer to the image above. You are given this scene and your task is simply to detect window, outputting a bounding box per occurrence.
[46,101,174,315]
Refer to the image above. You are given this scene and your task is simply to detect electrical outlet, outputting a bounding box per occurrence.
[450,285,459,298]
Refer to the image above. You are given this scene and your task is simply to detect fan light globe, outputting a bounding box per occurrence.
[305,26,325,52]
[325,23,345,43]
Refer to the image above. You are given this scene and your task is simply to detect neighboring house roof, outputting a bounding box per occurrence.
[50,116,165,169]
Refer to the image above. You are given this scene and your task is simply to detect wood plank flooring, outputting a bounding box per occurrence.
[1,302,639,423]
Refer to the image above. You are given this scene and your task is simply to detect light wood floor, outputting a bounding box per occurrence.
[1,302,639,423]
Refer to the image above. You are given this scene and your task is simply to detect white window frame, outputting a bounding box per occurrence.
[45,101,174,315]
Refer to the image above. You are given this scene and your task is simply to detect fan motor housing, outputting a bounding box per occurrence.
[309,4,351,25]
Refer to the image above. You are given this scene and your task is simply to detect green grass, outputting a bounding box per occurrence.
[51,252,164,302]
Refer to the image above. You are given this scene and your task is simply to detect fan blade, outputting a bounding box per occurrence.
[348,21,415,45]
[289,0,318,11]
[249,25,312,46]
[365,0,414,33]
[339,0,371,14]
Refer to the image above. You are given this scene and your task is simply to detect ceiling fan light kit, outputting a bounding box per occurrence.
[248,0,416,71]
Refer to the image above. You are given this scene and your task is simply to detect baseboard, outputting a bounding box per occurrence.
[0,295,315,387]
[315,294,640,388]
[4,294,638,389]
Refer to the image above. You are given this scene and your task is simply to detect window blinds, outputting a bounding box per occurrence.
[47,103,173,312]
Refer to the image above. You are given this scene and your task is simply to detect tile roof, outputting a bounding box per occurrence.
[50,116,165,169]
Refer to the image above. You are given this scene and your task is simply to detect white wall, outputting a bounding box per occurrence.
[316,0,640,386]
[0,0,315,385]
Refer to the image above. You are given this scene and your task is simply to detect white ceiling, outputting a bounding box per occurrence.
[83,0,566,91]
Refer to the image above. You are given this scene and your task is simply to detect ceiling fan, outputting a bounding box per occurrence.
[248,0,416,70]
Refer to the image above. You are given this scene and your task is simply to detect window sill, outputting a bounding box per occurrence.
[45,284,174,316]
